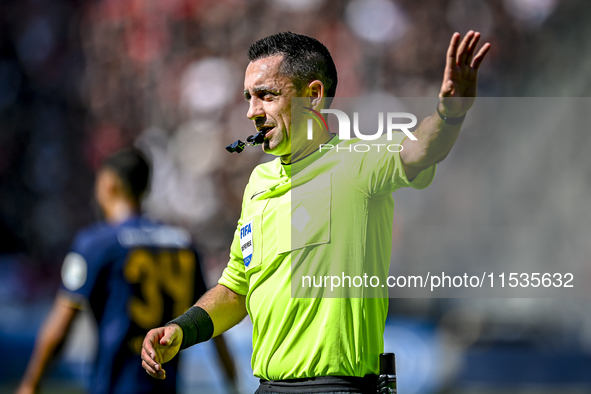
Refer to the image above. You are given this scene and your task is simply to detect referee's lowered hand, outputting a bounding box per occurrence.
[141,324,183,379]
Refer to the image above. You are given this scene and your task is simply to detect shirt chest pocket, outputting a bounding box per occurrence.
[277,174,331,254]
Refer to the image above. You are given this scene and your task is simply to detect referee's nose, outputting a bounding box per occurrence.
[247,96,265,121]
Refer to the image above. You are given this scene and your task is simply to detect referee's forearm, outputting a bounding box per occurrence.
[195,284,248,337]
[402,112,462,171]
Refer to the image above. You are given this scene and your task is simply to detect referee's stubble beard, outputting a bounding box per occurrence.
[244,55,328,164]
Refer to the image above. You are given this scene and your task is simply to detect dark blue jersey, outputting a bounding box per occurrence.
[59,216,208,394]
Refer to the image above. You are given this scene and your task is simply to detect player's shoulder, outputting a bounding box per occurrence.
[72,217,193,253]
[64,222,122,277]
[117,216,193,249]
[72,221,118,254]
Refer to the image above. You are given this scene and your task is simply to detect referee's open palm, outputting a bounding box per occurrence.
[439,31,491,117]
[141,325,183,380]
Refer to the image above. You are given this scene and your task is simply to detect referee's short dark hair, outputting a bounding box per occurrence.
[102,148,151,202]
[248,31,338,99]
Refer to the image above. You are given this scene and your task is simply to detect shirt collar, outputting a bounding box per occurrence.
[281,134,340,176]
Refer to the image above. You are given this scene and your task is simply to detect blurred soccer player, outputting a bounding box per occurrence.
[17,148,238,394]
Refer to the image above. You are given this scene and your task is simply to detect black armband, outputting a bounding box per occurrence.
[165,306,214,350]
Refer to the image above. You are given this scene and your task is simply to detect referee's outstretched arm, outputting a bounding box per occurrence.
[141,284,247,380]
[401,31,491,181]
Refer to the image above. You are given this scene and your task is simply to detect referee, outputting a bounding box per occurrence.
[141,31,490,393]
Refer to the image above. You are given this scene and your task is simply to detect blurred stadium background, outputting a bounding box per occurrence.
[1,0,591,393]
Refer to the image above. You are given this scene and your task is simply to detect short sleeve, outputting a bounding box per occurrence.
[218,182,250,296]
[343,132,436,195]
[59,230,108,306]
[218,223,249,296]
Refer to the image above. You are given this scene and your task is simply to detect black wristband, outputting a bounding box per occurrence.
[165,306,214,350]
[436,106,466,125]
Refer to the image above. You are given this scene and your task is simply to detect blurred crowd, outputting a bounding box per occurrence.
[1,0,577,296]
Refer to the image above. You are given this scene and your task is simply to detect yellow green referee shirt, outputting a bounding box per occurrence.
[219,133,436,381]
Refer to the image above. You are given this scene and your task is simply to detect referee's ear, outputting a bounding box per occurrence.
[307,80,325,109]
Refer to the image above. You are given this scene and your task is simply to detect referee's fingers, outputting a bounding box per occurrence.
[141,346,166,378]
[141,328,163,367]
[160,329,176,346]
[142,328,163,358]
[142,360,165,379]
[141,345,157,368]
[141,349,161,373]
[472,43,491,70]
[446,32,461,70]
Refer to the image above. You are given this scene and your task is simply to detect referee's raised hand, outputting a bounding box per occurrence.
[141,325,183,379]
[438,30,491,118]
